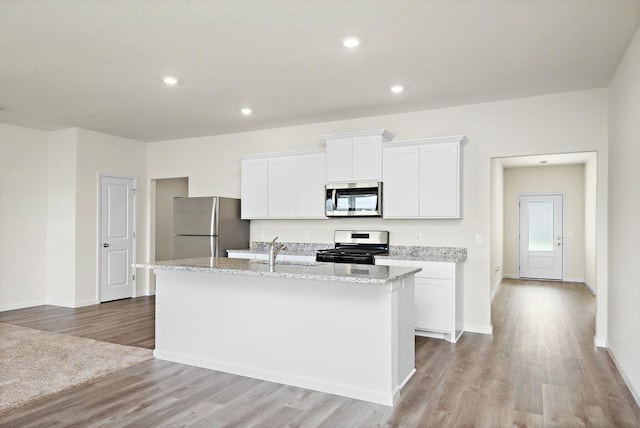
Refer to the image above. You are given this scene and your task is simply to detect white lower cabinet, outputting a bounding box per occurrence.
[376,258,463,343]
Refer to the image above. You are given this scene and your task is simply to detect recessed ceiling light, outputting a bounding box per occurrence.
[241,108,253,115]
[390,85,404,93]
[162,76,179,85]
[342,37,361,48]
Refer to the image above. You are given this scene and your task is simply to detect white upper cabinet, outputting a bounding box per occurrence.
[382,136,466,219]
[267,156,297,218]
[382,145,420,218]
[241,158,269,219]
[324,130,394,183]
[240,150,326,220]
[297,153,326,218]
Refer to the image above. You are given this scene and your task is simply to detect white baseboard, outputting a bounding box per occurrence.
[563,277,585,283]
[464,323,493,335]
[135,289,156,297]
[46,298,98,308]
[606,343,640,407]
[582,281,596,295]
[594,336,607,348]
[491,277,503,302]
[0,299,47,312]
[502,274,518,279]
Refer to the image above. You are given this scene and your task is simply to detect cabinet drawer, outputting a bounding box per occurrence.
[376,259,454,280]
[416,262,453,280]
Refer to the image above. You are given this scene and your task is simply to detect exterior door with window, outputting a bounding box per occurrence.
[99,175,136,302]
[519,194,563,280]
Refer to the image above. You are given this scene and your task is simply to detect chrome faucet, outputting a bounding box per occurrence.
[268,236,286,267]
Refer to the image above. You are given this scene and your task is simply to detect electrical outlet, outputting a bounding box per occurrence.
[304,231,310,240]
[475,233,483,244]
[416,234,421,242]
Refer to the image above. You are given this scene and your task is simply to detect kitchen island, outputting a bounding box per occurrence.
[142,257,420,406]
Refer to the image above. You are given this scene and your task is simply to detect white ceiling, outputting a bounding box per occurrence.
[1,1,639,142]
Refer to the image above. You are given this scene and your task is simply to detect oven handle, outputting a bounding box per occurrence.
[331,188,337,212]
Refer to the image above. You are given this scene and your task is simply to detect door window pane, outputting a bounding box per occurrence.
[528,201,553,251]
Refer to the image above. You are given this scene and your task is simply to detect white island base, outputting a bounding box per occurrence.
[154,268,415,406]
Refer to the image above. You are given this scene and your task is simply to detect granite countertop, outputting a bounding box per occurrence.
[377,246,467,263]
[228,243,467,263]
[227,242,328,257]
[137,257,420,285]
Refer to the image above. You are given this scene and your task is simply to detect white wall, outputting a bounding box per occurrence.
[502,164,585,281]
[607,26,640,404]
[46,128,78,306]
[584,156,597,293]
[490,159,504,299]
[147,88,609,334]
[0,123,48,310]
[75,128,148,302]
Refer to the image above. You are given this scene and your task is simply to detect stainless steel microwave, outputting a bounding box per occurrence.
[325,182,382,217]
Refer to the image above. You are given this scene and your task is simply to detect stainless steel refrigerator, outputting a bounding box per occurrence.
[173,197,249,259]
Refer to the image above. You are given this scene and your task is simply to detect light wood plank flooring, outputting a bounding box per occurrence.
[0,280,638,427]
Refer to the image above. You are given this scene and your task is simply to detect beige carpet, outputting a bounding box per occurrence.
[0,323,153,414]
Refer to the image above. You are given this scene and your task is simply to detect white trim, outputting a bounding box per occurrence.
[97,173,138,303]
[322,129,395,142]
[563,277,585,283]
[594,336,606,348]
[464,323,493,335]
[46,298,99,308]
[491,277,503,302]
[606,344,640,407]
[502,274,518,279]
[0,299,47,312]
[582,280,596,295]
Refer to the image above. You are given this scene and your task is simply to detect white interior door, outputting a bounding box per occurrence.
[99,175,136,302]
[519,194,563,280]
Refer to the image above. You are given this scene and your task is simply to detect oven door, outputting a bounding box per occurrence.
[325,182,382,217]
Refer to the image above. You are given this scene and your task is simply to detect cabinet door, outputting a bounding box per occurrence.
[352,136,381,181]
[415,279,453,332]
[267,156,297,218]
[297,153,326,218]
[415,261,454,332]
[241,158,268,219]
[325,138,353,182]
[419,143,460,218]
[382,146,419,217]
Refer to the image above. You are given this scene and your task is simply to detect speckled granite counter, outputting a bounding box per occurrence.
[228,243,467,263]
[139,257,420,285]
[227,241,328,257]
[379,246,467,263]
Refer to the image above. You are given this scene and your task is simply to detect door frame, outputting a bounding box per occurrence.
[517,192,566,281]
[97,172,138,302]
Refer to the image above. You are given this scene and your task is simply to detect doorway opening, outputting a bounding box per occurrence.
[148,177,189,292]
[490,151,603,344]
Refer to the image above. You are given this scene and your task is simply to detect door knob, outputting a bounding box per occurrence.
[103,243,110,248]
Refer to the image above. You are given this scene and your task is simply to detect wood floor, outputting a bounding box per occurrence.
[0,280,638,427]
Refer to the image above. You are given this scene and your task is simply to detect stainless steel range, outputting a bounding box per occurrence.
[316,230,389,265]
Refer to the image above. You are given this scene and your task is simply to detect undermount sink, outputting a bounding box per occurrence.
[249,260,319,267]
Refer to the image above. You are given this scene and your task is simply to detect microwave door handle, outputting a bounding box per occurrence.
[332,189,337,211]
